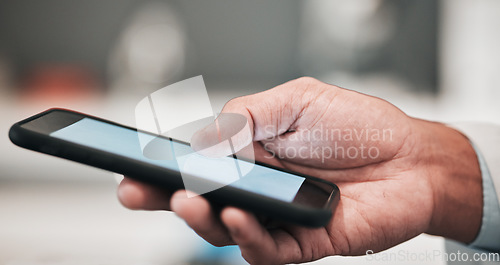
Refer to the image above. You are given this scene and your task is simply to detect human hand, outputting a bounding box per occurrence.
[118,77,482,264]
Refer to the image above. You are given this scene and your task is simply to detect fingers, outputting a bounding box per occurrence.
[117,179,233,247]
[116,180,310,263]
[117,177,171,210]
[170,190,234,247]
[221,207,303,265]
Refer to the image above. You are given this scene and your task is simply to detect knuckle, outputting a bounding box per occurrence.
[286,76,324,95]
[296,76,319,84]
[222,96,247,112]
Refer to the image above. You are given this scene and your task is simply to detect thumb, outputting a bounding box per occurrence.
[191,78,309,157]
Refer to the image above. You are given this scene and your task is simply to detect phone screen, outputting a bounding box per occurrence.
[50,117,306,202]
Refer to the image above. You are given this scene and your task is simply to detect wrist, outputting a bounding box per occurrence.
[412,119,482,243]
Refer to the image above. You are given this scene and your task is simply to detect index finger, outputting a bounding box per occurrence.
[221,207,305,265]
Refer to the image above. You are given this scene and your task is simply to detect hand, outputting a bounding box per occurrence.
[118,77,482,264]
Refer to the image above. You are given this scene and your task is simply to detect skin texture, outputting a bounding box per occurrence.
[118,77,483,264]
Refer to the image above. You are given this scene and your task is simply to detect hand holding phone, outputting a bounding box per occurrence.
[120,77,475,264]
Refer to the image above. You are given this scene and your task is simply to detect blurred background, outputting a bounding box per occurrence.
[1,0,499,264]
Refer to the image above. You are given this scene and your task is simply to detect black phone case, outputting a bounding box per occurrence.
[9,108,340,227]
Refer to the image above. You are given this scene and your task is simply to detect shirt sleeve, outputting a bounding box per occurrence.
[451,123,500,252]
[468,142,500,252]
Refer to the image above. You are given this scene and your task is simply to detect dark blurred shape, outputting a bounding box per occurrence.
[108,1,187,95]
[299,0,439,92]
[0,0,303,91]
[0,0,138,89]
[175,0,301,83]
[387,0,439,92]
[0,0,438,94]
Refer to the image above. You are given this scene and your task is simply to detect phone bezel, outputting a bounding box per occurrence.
[9,108,340,227]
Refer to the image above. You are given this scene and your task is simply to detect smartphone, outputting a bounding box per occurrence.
[9,108,340,227]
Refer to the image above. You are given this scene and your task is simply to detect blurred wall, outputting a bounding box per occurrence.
[0,0,438,93]
[0,0,138,84]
